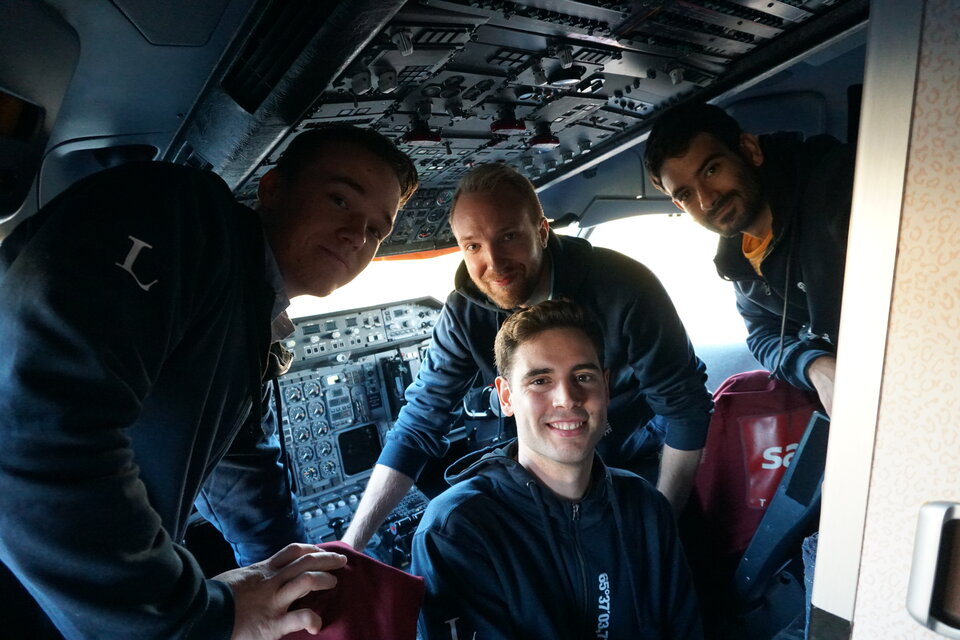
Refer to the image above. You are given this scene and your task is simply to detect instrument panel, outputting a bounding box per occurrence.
[281,300,441,364]
[277,298,443,563]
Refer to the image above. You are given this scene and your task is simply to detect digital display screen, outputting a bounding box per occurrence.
[302,324,320,335]
[338,423,382,476]
[325,320,337,331]
[346,317,358,328]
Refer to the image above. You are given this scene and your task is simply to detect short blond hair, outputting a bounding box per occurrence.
[449,163,544,225]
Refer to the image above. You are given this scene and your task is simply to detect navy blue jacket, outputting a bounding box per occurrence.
[379,234,712,478]
[411,442,703,639]
[0,163,304,639]
[715,133,855,390]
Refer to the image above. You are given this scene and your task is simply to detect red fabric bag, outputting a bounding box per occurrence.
[690,370,820,560]
[281,541,425,640]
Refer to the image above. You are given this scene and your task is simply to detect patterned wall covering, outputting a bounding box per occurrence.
[853,0,960,637]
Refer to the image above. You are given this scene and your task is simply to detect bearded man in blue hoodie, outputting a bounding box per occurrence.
[411,299,702,640]
[645,102,854,416]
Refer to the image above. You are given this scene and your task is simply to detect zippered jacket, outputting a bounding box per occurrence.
[411,441,703,639]
[714,133,855,390]
[379,234,712,479]
[0,163,304,639]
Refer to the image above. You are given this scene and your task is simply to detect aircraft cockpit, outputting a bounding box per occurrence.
[7,2,958,640]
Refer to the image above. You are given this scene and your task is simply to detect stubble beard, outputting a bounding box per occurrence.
[708,166,766,238]
[477,270,537,309]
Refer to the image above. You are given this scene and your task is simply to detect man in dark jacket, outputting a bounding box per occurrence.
[411,299,702,639]
[644,102,855,414]
[343,163,712,551]
[0,126,417,639]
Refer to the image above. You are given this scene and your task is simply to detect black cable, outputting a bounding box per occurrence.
[769,235,795,380]
[271,377,296,496]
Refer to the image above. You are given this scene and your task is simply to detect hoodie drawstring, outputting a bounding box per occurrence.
[769,232,795,380]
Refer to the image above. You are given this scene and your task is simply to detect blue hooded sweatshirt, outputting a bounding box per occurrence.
[411,441,703,639]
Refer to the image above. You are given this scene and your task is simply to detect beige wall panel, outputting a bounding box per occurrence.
[852,0,960,637]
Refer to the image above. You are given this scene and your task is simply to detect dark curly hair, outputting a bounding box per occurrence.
[644,102,743,190]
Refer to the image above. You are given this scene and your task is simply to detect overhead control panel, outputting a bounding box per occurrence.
[276,298,442,564]
[216,0,865,256]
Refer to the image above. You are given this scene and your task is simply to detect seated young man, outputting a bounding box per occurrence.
[411,299,702,639]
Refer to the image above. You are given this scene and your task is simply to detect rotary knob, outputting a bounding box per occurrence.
[284,385,303,403]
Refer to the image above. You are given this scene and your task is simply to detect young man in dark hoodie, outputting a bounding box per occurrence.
[411,299,702,640]
[644,102,855,415]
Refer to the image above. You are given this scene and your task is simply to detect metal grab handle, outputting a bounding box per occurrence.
[907,502,960,637]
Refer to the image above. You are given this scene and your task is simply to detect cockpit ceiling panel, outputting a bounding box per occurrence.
[215,0,865,257]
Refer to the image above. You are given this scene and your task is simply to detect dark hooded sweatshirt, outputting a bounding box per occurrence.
[411,442,703,639]
[0,163,303,639]
[714,133,855,390]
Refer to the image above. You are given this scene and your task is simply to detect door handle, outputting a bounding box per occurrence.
[907,501,960,637]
